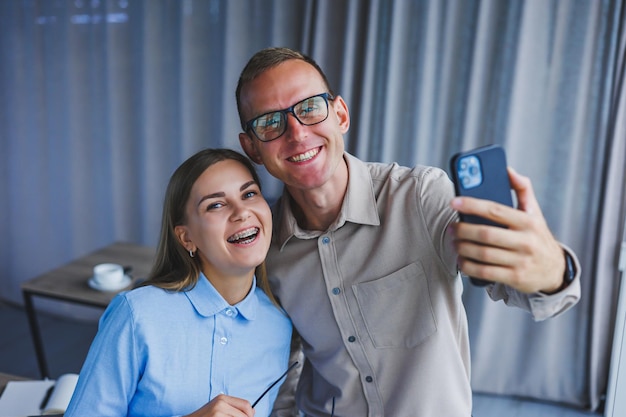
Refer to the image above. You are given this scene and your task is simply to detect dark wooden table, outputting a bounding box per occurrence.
[21,242,154,378]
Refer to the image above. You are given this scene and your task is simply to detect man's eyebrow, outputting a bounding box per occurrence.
[196,180,258,207]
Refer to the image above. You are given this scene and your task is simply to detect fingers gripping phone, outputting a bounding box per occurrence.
[449,144,515,286]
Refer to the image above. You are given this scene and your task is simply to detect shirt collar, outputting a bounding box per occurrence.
[185,272,259,321]
[275,152,380,249]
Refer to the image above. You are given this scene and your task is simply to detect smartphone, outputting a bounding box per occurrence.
[449,144,514,286]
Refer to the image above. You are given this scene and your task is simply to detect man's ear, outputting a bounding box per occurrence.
[239,132,264,165]
[174,225,194,252]
[332,96,350,134]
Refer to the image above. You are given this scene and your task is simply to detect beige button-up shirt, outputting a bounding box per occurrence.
[268,153,580,417]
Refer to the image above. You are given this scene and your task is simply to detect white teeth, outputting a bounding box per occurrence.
[289,148,319,162]
[227,227,258,243]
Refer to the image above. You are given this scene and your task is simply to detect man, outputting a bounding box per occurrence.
[236,47,580,417]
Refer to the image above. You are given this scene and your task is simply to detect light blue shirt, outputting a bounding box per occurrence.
[65,274,292,417]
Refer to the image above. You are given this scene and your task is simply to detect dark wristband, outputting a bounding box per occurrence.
[562,249,576,288]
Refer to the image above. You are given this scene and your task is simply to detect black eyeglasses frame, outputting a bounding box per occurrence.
[244,92,335,142]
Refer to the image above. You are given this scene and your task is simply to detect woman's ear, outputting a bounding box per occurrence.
[174,225,194,252]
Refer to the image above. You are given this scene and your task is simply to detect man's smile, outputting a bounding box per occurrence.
[287,146,321,163]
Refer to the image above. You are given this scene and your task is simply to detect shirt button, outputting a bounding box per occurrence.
[332,287,341,295]
[220,337,228,345]
[348,336,356,342]
[322,236,330,244]
[225,308,234,316]
[365,376,373,383]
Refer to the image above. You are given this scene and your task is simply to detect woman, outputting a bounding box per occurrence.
[65,149,293,417]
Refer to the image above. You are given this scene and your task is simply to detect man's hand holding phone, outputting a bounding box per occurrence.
[449,146,566,294]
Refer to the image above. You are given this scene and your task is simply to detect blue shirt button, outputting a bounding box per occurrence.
[365,376,373,383]
[322,236,330,244]
[348,336,356,342]
[332,287,341,295]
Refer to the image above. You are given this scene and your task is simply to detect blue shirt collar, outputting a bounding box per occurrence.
[185,272,258,321]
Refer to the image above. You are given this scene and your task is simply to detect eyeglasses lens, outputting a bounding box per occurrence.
[253,112,283,141]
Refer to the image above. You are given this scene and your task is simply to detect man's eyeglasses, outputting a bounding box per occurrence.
[251,361,299,408]
[244,93,334,142]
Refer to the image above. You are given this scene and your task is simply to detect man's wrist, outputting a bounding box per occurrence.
[545,249,576,295]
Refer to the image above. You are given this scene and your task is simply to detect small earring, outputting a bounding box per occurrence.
[189,249,195,258]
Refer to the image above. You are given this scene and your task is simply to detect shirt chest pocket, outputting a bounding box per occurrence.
[352,262,437,349]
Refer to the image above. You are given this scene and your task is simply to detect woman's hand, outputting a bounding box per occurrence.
[184,394,255,417]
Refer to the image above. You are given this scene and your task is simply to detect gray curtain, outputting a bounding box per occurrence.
[1,0,624,412]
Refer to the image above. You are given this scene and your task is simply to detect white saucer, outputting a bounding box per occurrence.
[88,275,132,292]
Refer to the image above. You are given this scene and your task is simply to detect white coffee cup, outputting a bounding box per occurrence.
[93,263,125,287]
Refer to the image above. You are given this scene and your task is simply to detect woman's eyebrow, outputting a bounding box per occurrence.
[240,180,257,191]
[196,180,258,207]
[197,192,224,207]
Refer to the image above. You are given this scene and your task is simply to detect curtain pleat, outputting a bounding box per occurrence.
[1,0,624,411]
[590,0,626,409]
